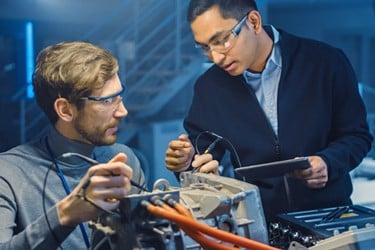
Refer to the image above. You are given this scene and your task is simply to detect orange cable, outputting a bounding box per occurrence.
[151,198,238,250]
[161,198,238,249]
[143,202,279,250]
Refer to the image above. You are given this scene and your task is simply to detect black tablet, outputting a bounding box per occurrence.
[234,157,310,180]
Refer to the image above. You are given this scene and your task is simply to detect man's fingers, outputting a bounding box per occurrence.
[166,147,190,157]
[306,178,327,189]
[191,154,219,174]
[109,152,127,163]
[192,153,213,168]
[193,160,219,174]
[178,134,190,142]
[165,136,195,172]
[90,175,128,188]
[168,140,192,151]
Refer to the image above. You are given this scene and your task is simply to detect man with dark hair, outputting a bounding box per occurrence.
[0,41,146,249]
[165,0,373,222]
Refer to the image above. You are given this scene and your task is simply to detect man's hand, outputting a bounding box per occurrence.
[288,156,328,189]
[57,153,133,227]
[191,153,219,174]
[165,134,195,172]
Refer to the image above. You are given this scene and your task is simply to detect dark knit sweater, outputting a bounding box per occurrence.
[184,28,373,221]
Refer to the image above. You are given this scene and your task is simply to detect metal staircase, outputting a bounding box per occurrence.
[13,0,205,145]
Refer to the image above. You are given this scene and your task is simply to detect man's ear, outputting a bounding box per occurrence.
[54,98,76,122]
[248,10,262,33]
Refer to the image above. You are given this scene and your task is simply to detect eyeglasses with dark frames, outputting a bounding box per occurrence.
[80,83,125,111]
[195,12,250,54]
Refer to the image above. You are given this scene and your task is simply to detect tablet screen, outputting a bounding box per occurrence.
[234,157,310,180]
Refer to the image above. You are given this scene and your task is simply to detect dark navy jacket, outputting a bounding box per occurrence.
[184,28,373,221]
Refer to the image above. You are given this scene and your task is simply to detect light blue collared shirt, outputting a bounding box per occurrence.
[243,25,282,135]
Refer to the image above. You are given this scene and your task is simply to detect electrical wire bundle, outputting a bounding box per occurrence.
[141,195,279,250]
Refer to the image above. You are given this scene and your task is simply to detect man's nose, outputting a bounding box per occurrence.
[209,50,226,65]
[115,101,128,118]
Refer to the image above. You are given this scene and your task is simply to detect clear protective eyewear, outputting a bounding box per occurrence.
[195,12,249,54]
[80,84,125,111]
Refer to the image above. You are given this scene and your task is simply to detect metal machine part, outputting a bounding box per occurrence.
[65,152,375,249]
[269,205,375,250]
[90,172,375,250]
[90,171,268,250]
[178,171,268,244]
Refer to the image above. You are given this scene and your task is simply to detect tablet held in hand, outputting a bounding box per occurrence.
[234,157,310,180]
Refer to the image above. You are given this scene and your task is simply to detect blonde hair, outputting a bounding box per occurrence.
[33,41,119,124]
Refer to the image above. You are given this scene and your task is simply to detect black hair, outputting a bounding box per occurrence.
[187,0,258,23]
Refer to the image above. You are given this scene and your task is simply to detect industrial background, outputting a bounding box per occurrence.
[0,0,375,201]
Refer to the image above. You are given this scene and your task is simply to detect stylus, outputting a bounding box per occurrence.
[61,152,148,192]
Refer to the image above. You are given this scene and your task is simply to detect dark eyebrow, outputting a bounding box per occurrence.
[208,30,227,44]
[196,30,227,46]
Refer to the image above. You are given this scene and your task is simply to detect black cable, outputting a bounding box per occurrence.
[193,131,276,189]
[92,235,110,250]
[194,131,222,155]
[42,164,64,249]
[41,151,121,250]
[194,131,242,168]
[45,138,91,249]
[75,179,119,217]
[62,152,148,192]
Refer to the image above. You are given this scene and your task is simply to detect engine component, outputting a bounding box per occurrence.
[90,171,269,250]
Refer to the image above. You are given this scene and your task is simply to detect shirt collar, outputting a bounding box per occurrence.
[47,127,96,165]
[243,25,281,81]
[269,25,282,68]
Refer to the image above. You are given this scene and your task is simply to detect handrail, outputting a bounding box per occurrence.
[113,0,169,43]
[125,15,175,76]
[126,33,194,98]
[81,0,133,41]
[16,0,198,144]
